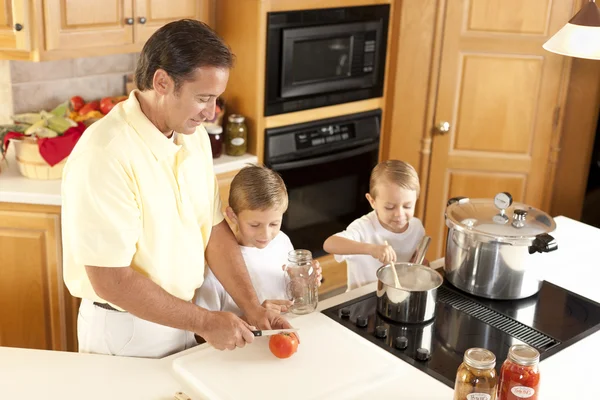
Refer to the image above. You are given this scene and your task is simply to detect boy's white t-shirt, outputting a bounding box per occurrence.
[334,211,425,290]
[195,231,294,315]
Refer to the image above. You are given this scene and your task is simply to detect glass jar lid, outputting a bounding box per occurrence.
[508,344,540,366]
[205,124,223,134]
[228,114,245,123]
[445,192,555,240]
[464,348,496,370]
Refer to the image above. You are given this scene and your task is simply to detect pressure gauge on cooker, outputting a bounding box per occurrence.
[494,192,513,210]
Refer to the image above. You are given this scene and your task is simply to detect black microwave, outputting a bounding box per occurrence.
[265,5,390,116]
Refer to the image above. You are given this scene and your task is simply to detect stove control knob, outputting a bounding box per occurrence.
[394,336,408,350]
[375,325,388,339]
[356,316,368,328]
[416,348,430,361]
[340,308,351,319]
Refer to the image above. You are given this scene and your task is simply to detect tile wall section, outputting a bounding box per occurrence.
[9,53,137,114]
[0,60,13,124]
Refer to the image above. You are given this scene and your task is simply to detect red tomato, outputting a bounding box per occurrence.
[78,100,100,115]
[70,96,85,112]
[99,96,128,115]
[268,333,298,359]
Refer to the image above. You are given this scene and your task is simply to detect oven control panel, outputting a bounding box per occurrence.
[295,123,356,150]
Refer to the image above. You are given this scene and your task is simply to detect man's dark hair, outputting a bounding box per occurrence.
[135,19,234,91]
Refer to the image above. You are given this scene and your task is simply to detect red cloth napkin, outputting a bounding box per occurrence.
[2,122,86,166]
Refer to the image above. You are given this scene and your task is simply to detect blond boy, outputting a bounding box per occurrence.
[196,165,321,315]
[323,160,425,290]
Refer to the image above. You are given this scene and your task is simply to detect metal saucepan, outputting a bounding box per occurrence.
[376,236,443,323]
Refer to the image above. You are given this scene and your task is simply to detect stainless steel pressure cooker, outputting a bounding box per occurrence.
[444,192,558,300]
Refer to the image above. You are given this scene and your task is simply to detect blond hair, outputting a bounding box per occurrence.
[229,165,288,213]
[369,160,420,198]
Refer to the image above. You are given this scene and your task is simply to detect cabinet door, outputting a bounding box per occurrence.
[0,204,77,351]
[0,0,30,51]
[134,0,211,45]
[424,0,573,257]
[43,0,134,51]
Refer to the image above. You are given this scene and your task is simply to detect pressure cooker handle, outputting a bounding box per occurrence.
[447,196,468,206]
[528,233,558,254]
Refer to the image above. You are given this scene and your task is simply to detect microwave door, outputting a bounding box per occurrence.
[280,21,382,99]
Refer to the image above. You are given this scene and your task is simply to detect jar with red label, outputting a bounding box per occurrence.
[498,344,540,400]
[453,348,498,400]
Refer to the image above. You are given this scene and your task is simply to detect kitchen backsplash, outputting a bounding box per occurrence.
[0,61,13,124]
[9,53,137,115]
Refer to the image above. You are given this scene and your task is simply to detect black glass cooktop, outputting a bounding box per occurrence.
[322,279,600,388]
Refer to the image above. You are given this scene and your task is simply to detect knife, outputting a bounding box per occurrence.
[251,328,299,337]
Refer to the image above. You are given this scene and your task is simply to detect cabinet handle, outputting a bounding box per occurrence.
[138,17,147,24]
[125,17,134,25]
[14,23,23,31]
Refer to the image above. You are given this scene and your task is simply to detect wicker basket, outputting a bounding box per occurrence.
[11,137,65,180]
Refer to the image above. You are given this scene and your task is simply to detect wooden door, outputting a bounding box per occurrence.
[43,0,134,51]
[425,0,574,257]
[0,0,30,51]
[133,0,211,45]
[0,204,78,351]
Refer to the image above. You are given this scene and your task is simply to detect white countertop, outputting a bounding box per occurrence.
[1,216,599,399]
[0,148,258,206]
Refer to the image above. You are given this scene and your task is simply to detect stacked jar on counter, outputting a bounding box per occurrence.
[497,345,540,400]
[454,348,498,400]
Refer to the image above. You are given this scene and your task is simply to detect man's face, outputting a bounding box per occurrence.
[162,66,229,135]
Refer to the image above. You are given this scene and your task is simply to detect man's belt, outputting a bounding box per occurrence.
[93,302,123,312]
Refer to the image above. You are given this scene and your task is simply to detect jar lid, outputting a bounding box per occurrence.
[205,124,223,134]
[508,344,540,366]
[463,348,496,370]
[445,192,555,242]
[228,114,245,123]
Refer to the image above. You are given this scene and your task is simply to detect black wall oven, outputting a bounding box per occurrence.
[264,110,381,258]
[265,5,390,116]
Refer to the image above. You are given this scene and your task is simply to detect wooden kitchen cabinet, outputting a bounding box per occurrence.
[216,169,237,213]
[0,202,79,352]
[1,0,212,61]
[0,0,31,54]
[133,0,210,45]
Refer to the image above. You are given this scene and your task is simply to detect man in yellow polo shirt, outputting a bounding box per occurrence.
[61,19,292,358]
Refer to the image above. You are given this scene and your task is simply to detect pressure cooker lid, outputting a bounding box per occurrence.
[445,192,556,239]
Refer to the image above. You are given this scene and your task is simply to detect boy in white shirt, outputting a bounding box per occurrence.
[323,160,425,290]
[196,165,322,316]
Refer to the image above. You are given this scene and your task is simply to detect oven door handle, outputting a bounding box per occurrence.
[270,142,379,171]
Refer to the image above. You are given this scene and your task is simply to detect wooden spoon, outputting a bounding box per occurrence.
[384,240,402,289]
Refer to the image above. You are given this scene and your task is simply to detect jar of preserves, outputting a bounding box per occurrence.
[206,124,223,158]
[454,348,498,400]
[284,249,318,315]
[498,344,540,400]
[225,114,247,156]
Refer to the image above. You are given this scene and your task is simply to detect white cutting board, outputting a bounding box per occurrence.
[172,312,404,400]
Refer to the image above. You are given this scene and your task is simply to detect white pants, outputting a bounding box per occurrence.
[77,299,197,358]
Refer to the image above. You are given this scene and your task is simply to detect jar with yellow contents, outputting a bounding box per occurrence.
[225,114,247,156]
[454,348,498,400]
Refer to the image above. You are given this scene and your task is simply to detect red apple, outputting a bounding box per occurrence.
[70,96,85,112]
[100,96,127,115]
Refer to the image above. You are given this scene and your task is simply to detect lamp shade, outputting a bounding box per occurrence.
[542,0,600,60]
